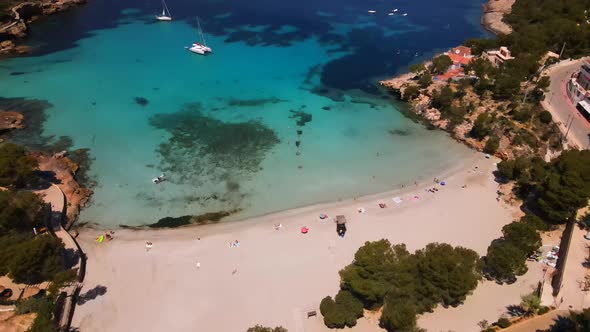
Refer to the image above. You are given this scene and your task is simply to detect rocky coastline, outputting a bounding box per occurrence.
[35,151,93,228]
[379,55,562,161]
[481,0,515,35]
[0,106,93,227]
[381,77,500,156]
[0,111,24,133]
[0,0,86,55]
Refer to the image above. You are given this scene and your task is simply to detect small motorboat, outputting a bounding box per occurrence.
[152,174,166,184]
[393,9,398,12]
[402,13,408,16]
[388,13,394,16]
[367,10,376,14]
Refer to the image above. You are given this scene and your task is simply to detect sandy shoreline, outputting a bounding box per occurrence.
[70,152,543,332]
[93,150,484,232]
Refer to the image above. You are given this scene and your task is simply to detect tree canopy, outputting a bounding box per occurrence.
[481,152,590,282]
[0,143,38,188]
[0,190,44,235]
[4,235,65,284]
[320,290,364,328]
[431,55,452,74]
[324,240,481,331]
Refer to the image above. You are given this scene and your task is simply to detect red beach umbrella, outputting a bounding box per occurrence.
[301,226,309,234]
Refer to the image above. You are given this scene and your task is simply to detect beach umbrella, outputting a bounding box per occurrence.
[335,215,347,225]
[301,226,309,234]
[96,235,105,243]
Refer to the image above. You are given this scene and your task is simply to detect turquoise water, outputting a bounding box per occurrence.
[0,0,487,226]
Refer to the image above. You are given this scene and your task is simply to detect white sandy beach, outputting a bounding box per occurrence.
[71,154,543,332]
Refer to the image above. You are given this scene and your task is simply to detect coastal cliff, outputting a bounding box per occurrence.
[35,151,93,228]
[481,0,515,35]
[380,53,562,161]
[0,0,86,55]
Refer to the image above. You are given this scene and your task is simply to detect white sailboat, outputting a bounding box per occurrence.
[187,17,212,55]
[156,0,172,21]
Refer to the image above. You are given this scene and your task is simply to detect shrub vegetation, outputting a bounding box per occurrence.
[321,240,481,331]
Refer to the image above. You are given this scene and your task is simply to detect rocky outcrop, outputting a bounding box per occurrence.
[11,0,86,21]
[0,0,86,55]
[0,111,24,132]
[35,152,93,228]
[481,0,515,35]
[379,73,514,160]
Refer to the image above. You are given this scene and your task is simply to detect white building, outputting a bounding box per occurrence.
[482,46,515,67]
[566,60,590,115]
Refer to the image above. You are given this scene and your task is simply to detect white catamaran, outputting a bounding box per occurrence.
[187,17,212,55]
[156,0,172,21]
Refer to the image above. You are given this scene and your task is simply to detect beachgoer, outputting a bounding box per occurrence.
[196,261,201,269]
[232,269,238,275]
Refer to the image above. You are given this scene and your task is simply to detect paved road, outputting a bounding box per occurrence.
[556,225,590,311]
[503,310,569,332]
[541,59,590,149]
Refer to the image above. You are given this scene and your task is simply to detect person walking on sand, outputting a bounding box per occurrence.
[232,268,238,275]
[196,261,201,269]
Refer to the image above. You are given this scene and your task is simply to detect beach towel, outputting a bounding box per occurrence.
[392,197,403,204]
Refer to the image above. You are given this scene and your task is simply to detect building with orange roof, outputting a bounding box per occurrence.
[434,46,474,81]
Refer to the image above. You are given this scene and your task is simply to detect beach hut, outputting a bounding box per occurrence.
[334,215,347,237]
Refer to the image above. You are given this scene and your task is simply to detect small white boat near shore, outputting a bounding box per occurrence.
[152,174,166,184]
[402,13,408,16]
[156,0,172,21]
[368,10,376,14]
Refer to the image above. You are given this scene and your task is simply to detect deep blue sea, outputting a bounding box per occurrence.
[0,0,488,226]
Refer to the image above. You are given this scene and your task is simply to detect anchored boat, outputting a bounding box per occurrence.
[187,17,212,55]
[156,0,172,21]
